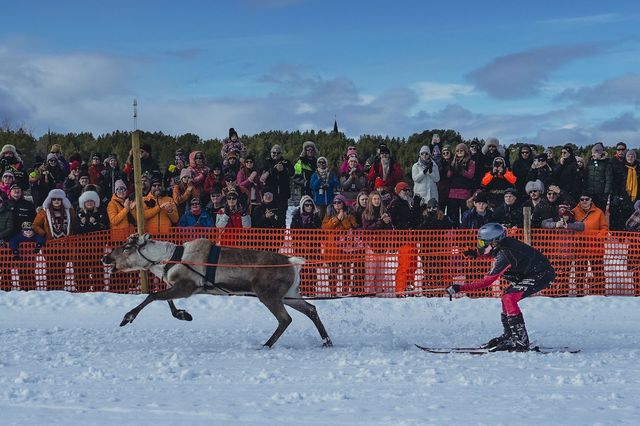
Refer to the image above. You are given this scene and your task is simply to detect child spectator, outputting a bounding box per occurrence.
[179,197,214,227]
[8,222,45,291]
[221,128,246,166]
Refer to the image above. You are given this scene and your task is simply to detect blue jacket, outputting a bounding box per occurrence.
[178,210,214,227]
[310,171,340,206]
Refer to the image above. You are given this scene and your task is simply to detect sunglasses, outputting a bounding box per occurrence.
[48,159,58,162]
[521,151,530,154]
[245,160,253,163]
[528,190,539,194]
[115,187,127,192]
[580,197,591,202]
[271,151,281,155]
[191,202,200,206]
[547,191,559,196]
[420,152,430,156]
[303,203,314,207]
[455,149,465,152]
[617,147,626,151]
[195,155,204,159]
[427,206,438,210]
[332,200,344,204]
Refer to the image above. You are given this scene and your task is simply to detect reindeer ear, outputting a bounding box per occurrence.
[141,233,150,242]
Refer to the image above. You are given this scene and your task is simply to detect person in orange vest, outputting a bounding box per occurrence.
[143,177,179,235]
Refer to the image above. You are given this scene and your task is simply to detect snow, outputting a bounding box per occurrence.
[1,291,640,425]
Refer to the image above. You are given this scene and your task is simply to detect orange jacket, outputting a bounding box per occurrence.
[322,213,358,230]
[572,204,608,232]
[107,193,136,240]
[33,207,76,240]
[143,193,179,235]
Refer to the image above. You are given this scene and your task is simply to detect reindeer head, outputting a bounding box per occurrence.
[102,233,156,273]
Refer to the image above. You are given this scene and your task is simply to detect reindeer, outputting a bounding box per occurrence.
[102,234,332,348]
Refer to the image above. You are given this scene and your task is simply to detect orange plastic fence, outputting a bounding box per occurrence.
[1,228,638,297]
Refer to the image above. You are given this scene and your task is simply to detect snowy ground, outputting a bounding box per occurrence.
[1,292,639,425]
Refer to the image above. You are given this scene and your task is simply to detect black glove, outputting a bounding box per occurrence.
[463,249,478,258]
[144,199,157,208]
[13,250,21,261]
[445,284,460,301]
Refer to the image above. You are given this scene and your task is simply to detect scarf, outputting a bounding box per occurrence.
[381,158,390,181]
[626,164,638,200]
[317,166,328,182]
[45,206,71,238]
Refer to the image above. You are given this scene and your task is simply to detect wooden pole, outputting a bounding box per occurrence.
[131,130,149,294]
[523,206,532,246]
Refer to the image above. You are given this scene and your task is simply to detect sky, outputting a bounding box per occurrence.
[0,0,639,147]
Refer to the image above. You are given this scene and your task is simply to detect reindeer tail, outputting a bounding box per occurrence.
[286,256,306,296]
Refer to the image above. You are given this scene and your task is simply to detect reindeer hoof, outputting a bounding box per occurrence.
[322,338,333,348]
[174,310,193,321]
[120,312,136,327]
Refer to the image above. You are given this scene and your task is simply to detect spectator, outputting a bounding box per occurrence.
[468,140,486,187]
[7,184,36,236]
[352,190,369,228]
[205,190,225,217]
[107,179,136,240]
[584,142,612,211]
[480,137,510,175]
[338,146,362,175]
[203,163,224,198]
[261,144,294,228]
[179,197,214,227]
[461,191,495,229]
[251,192,282,229]
[140,171,152,196]
[87,153,104,185]
[221,128,246,166]
[172,168,199,217]
[123,144,161,181]
[222,172,250,208]
[143,178,179,235]
[532,184,565,228]
[526,152,554,189]
[222,151,240,181]
[361,190,394,230]
[367,145,404,191]
[610,148,640,231]
[522,180,545,212]
[237,154,264,214]
[541,204,584,231]
[64,168,91,209]
[611,141,628,194]
[49,144,70,175]
[339,155,367,206]
[511,145,533,199]
[572,193,608,295]
[187,151,210,194]
[321,194,358,230]
[33,188,76,290]
[387,182,421,230]
[572,193,608,232]
[412,145,440,203]
[552,144,582,202]
[163,149,187,191]
[0,193,15,244]
[31,153,66,206]
[419,198,454,230]
[493,188,523,229]
[310,156,340,219]
[73,190,108,291]
[216,189,251,229]
[0,171,15,197]
[436,145,452,213]
[290,195,322,229]
[446,143,476,224]
[0,144,28,190]
[7,221,45,291]
[99,155,128,205]
[292,141,318,197]
[480,156,517,209]
[625,200,640,232]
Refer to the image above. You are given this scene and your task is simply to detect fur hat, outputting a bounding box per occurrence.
[299,195,316,210]
[0,144,21,162]
[300,141,317,157]
[591,142,605,155]
[43,188,71,209]
[50,144,62,153]
[46,153,58,162]
[525,180,544,194]
[180,168,192,179]
[79,190,100,208]
[394,181,410,195]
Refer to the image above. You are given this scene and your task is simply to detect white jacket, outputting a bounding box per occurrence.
[412,161,440,202]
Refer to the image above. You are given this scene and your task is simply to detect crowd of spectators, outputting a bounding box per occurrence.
[1,130,639,261]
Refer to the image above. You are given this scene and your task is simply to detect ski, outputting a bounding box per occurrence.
[415,344,580,354]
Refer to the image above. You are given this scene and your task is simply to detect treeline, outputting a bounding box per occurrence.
[0,126,606,177]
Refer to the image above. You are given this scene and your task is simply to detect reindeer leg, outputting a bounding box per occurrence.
[168,300,193,322]
[284,297,333,347]
[258,296,292,348]
[120,280,197,327]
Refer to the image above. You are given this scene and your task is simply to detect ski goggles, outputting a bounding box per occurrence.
[477,239,489,248]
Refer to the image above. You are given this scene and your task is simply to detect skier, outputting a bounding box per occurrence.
[446,223,556,351]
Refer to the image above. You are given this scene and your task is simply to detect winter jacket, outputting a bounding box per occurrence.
[493,203,524,228]
[7,197,36,236]
[73,208,108,234]
[460,207,495,229]
[367,159,405,191]
[178,210,214,227]
[584,157,613,197]
[263,157,295,203]
[387,196,421,230]
[572,204,608,232]
[216,207,251,228]
[290,196,322,229]
[142,193,179,235]
[107,194,136,240]
[412,160,440,202]
[293,156,317,196]
[511,146,533,197]
[0,203,15,241]
[447,159,476,199]
[250,203,282,229]
[552,156,583,200]
[310,170,340,207]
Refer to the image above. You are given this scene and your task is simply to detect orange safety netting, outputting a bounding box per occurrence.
[1,228,638,297]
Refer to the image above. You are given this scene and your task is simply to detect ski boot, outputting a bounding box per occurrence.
[481,313,510,349]
[491,313,530,352]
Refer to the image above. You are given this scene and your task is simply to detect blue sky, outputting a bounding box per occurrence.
[1,0,639,147]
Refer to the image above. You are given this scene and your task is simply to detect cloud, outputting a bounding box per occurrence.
[466,44,604,99]
[412,82,474,102]
[539,13,623,26]
[555,73,640,106]
[599,112,639,132]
